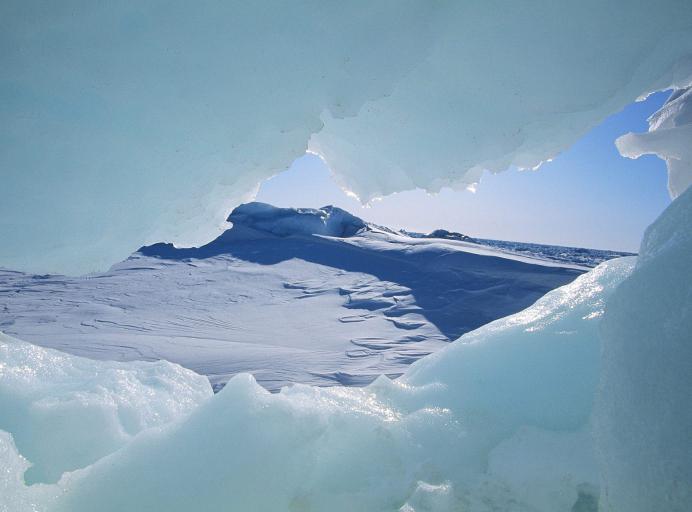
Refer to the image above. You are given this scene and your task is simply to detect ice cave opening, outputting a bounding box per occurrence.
[1,2,692,511]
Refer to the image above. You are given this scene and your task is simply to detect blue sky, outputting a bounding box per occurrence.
[257,92,671,252]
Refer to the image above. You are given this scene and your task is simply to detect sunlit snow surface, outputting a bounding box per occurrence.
[0,203,592,391]
[1,2,692,509]
[1,190,690,510]
[0,251,634,512]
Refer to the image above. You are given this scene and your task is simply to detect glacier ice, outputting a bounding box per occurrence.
[0,333,212,485]
[0,190,690,510]
[1,1,691,510]
[617,87,692,198]
[2,1,692,274]
[0,255,635,511]
[596,185,692,512]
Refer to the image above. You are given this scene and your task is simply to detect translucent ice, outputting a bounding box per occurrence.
[0,333,212,485]
[0,256,635,511]
[2,1,692,274]
[2,191,690,510]
[617,87,692,199]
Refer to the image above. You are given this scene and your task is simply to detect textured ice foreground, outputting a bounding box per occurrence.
[0,203,587,391]
[0,258,632,511]
[2,1,692,274]
[0,332,212,487]
[1,191,691,510]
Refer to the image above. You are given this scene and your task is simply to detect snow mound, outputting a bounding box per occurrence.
[228,202,367,238]
[2,205,584,391]
[2,189,690,510]
[0,333,212,486]
[0,257,634,511]
[1,2,691,274]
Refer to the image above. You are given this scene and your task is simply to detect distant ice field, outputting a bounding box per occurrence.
[0,203,625,391]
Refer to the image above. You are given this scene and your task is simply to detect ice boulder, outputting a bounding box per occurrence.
[0,332,212,485]
[18,258,633,512]
[227,202,367,238]
[596,185,692,512]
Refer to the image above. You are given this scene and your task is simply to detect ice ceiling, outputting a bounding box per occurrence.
[2,3,692,511]
[2,1,692,274]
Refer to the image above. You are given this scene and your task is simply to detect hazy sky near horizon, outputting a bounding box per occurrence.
[257,92,672,252]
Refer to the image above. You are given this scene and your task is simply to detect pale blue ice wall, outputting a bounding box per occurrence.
[2,1,692,274]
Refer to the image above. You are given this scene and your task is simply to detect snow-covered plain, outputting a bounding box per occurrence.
[1,2,691,510]
[0,203,593,391]
[4,191,689,511]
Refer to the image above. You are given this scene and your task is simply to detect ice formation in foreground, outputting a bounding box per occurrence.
[2,1,692,274]
[2,188,690,511]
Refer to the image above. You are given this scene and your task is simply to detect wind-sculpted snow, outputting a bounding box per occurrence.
[0,256,634,511]
[2,191,690,510]
[0,203,584,391]
[228,202,367,238]
[2,1,692,274]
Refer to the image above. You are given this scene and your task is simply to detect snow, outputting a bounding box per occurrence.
[0,253,635,511]
[228,202,367,238]
[0,189,689,510]
[0,203,585,391]
[0,2,691,510]
[596,184,692,512]
[1,2,691,274]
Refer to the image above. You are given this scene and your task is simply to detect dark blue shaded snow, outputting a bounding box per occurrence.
[1,203,619,391]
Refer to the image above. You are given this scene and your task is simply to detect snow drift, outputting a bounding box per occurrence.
[228,202,367,238]
[1,203,587,391]
[1,2,692,511]
[2,1,692,274]
[0,256,634,511]
[1,188,689,510]
[617,86,692,199]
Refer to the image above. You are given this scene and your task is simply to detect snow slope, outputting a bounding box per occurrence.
[0,203,587,391]
[1,185,688,512]
[0,238,636,512]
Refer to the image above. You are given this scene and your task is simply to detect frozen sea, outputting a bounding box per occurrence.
[0,203,632,391]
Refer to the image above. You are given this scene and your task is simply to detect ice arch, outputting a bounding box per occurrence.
[1,1,692,274]
[1,4,692,510]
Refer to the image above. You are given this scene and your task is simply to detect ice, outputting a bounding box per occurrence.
[596,185,692,511]
[1,2,691,509]
[0,333,212,486]
[0,256,635,511]
[1,190,689,510]
[2,2,692,274]
[617,87,692,198]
